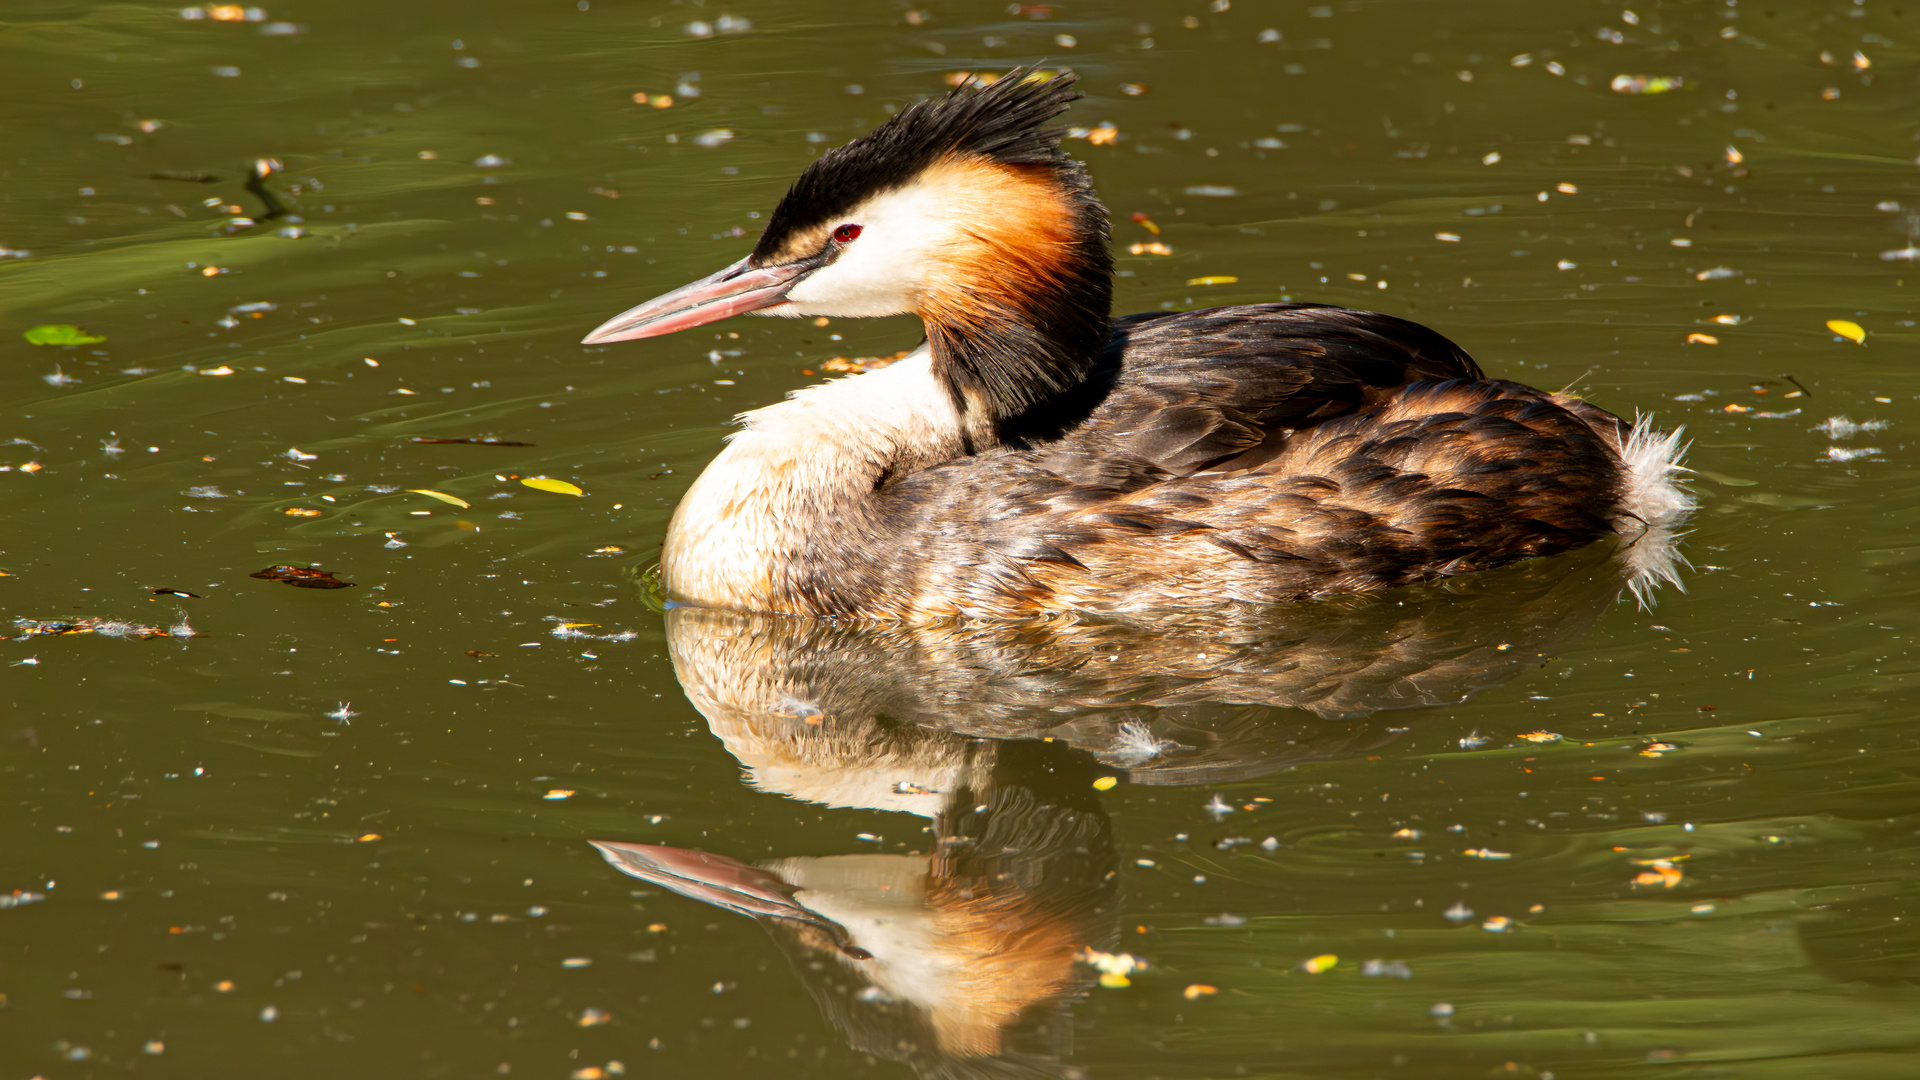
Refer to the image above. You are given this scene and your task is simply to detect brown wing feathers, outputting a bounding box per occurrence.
[847,304,1629,616]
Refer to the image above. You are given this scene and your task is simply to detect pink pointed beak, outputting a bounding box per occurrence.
[580,256,806,344]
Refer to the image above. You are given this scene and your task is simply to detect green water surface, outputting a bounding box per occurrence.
[3,0,1919,1077]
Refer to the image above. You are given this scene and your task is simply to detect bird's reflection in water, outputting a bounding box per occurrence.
[600,739,1115,1076]
[594,533,1680,1077]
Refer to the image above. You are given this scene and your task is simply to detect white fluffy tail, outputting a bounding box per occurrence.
[1611,415,1695,607]
[1615,415,1695,526]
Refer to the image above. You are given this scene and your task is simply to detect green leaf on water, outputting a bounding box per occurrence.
[23,324,107,346]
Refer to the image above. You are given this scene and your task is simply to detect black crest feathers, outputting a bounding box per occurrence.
[752,69,1086,263]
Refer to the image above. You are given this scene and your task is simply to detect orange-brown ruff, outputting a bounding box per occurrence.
[583,70,1692,621]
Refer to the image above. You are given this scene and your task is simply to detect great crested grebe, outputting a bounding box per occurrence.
[583,70,1691,620]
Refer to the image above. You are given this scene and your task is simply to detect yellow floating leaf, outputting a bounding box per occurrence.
[522,477,585,496]
[1302,954,1338,974]
[1686,333,1719,345]
[1182,984,1218,999]
[283,507,322,517]
[1186,275,1239,286]
[407,489,471,509]
[1826,319,1866,344]
[544,789,575,800]
[1516,731,1562,743]
[1463,848,1512,859]
[356,833,381,842]
[1098,972,1132,988]
[1128,241,1173,256]
[1092,776,1118,791]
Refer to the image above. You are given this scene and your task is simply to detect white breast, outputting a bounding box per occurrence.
[660,344,963,611]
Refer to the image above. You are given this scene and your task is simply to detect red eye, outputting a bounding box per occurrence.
[832,223,863,244]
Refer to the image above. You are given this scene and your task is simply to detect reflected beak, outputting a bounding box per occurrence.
[589,840,872,960]
[580,256,806,344]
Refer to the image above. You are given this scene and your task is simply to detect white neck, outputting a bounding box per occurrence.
[661,344,965,612]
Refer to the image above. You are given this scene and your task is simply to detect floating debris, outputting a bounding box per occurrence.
[1462,848,1512,859]
[822,350,910,374]
[1481,916,1513,932]
[250,565,356,589]
[1695,267,1739,281]
[1516,731,1562,743]
[7,617,184,641]
[407,489,471,509]
[410,437,535,446]
[1127,241,1174,256]
[1183,185,1239,197]
[1611,74,1684,95]
[1182,984,1217,999]
[1825,446,1881,462]
[1301,954,1338,974]
[1203,794,1235,820]
[1079,947,1145,987]
[180,5,267,21]
[1361,959,1413,979]
[693,129,735,148]
[1458,730,1490,750]
[1814,416,1888,439]
[1825,319,1866,344]
[24,324,106,346]
[1631,857,1685,888]
[325,703,356,724]
[522,477,585,496]
[1107,720,1184,765]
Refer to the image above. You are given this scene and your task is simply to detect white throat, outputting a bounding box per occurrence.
[660,344,963,611]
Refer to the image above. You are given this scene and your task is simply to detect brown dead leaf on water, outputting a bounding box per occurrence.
[250,565,356,589]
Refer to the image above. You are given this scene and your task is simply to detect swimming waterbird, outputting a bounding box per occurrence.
[583,70,1691,620]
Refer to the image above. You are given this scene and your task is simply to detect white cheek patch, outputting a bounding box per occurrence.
[781,181,959,318]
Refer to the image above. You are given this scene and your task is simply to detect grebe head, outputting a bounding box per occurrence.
[583,69,1114,419]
